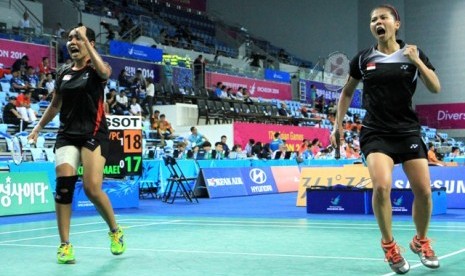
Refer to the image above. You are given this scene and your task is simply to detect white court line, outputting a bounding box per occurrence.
[0,218,176,236]
[116,220,465,232]
[119,218,465,229]
[0,242,391,262]
[380,247,465,276]
[0,220,180,244]
[0,221,107,235]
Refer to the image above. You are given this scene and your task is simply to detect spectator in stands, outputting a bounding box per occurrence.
[243,88,253,104]
[314,95,324,113]
[301,106,310,118]
[18,11,30,28]
[427,143,446,166]
[16,90,37,122]
[2,96,29,132]
[269,132,284,152]
[261,143,272,159]
[226,87,236,100]
[174,142,187,159]
[278,102,289,116]
[298,139,309,156]
[449,147,461,158]
[310,138,322,156]
[330,5,441,272]
[235,87,244,100]
[272,143,288,159]
[129,97,142,116]
[219,85,228,98]
[186,126,208,149]
[39,57,52,76]
[213,142,225,159]
[117,69,131,88]
[193,55,205,89]
[116,90,129,112]
[141,77,155,117]
[158,114,175,140]
[198,141,213,159]
[245,138,255,157]
[212,82,222,99]
[0,63,10,79]
[150,110,160,132]
[10,69,29,93]
[131,69,146,100]
[23,66,39,89]
[55,22,65,38]
[42,72,55,100]
[213,50,222,66]
[11,55,29,78]
[310,84,317,106]
[218,135,230,156]
[251,141,263,158]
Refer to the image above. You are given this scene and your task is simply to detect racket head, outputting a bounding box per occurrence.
[11,136,23,165]
[324,52,350,91]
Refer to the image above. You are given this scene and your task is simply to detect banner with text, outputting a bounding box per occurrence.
[264,68,291,83]
[109,40,163,63]
[207,72,292,100]
[103,55,162,83]
[416,103,465,129]
[201,168,247,198]
[298,166,464,208]
[241,167,278,195]
[0,172,55,216]
[0,39,56,71]
[233,122,330,153]
[297,167,371,206]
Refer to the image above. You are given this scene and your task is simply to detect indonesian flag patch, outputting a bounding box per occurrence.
[367,62,376,71]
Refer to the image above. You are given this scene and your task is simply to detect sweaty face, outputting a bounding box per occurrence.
[370,8,400,42]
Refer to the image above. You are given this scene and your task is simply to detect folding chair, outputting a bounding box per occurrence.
[162,156,199,204]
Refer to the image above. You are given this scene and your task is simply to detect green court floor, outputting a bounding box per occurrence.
[1,214,464,275]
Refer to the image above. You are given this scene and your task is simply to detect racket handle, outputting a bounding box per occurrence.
[335,131,341,160]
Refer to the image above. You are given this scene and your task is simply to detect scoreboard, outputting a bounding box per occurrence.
[76,116,143,178]
[105,115,143,177]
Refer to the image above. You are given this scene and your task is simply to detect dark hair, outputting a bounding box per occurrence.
[190,126,196,132]
[160,114,166,118]
[221,135,227,139]
[215,142,223,147]
[203,141,212,148]
[372,4,400,21]
[274,132,280,139]
[68,26,96,42]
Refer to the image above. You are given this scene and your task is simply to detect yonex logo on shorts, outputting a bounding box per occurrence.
[410,144,418,149]
[400,65,408,70]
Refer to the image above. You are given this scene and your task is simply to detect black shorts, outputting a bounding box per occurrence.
[360,127,427,164]
[55,134,109,158]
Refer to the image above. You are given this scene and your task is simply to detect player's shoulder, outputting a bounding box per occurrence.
[56,63,73,78]
[353,46,374,62]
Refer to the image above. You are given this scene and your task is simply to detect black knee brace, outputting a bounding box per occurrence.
[55,176,78,204]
